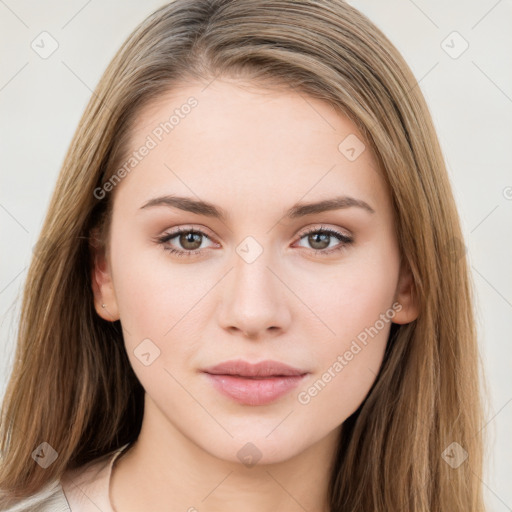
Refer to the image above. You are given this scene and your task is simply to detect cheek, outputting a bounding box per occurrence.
[292,239,399,422]
[296,335,388,433]
[292,232,400,344]
[109,230,213,380]
[108,229,186,348]
[295,294,394,431]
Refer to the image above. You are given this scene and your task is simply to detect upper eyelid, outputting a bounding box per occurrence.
[163,225,217,242]
[160,224,352,244]
[299,225,351,238]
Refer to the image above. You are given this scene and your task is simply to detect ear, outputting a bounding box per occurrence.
[391,259,419,325]
[90,229,120,322]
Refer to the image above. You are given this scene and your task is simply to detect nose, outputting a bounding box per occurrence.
[217,246,292,339]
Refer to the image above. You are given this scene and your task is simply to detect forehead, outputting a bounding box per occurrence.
[113,78,388,217]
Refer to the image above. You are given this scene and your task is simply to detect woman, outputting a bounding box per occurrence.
[0,0,486,510]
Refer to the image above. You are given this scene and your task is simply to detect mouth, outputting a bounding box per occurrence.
[202,359,309,406]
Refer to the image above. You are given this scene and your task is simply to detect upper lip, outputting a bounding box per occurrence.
[202,359,308,378]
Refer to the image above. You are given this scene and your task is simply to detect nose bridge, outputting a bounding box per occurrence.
[231,235,279,308]
[218,234,290,336]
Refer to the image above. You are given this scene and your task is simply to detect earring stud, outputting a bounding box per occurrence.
[101,303,106,308]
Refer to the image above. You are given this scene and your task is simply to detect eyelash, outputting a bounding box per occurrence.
[155,225,354,258]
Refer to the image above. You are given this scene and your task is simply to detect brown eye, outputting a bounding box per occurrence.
[178,231,203,250]
[296,226,353,255]
[307,232,331,250]
[156,227,215,258]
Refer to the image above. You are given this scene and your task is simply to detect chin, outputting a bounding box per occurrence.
[199,431,309,467]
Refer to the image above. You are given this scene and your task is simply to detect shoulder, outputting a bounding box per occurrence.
[1,443,130,512]
[59,443,130,511]
[59,453,112,510]
[1,479,70,511]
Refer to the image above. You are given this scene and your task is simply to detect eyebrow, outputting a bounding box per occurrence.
[139,194,375,220]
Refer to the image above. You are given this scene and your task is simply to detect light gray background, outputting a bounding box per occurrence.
[1,1,511,510]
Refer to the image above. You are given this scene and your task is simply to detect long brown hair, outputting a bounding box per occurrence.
[0,1,487,509]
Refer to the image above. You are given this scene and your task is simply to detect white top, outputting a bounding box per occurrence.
[3,443,131,512]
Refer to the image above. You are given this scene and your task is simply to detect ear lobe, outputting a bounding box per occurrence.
[392,261,419,325]
[89,230,120,322]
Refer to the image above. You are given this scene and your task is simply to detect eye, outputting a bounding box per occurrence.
[155,227,217,258]
[295,225,353,256]
[155,224,353,258]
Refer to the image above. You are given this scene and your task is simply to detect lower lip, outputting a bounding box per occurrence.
[204,373,307,406]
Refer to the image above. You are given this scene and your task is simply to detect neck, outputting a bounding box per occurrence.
[109,396,338,512]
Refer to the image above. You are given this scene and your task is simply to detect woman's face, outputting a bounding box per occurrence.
[92,78,417,464]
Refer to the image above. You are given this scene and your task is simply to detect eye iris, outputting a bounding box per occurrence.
[309,232,330,250]
[180,231,202,250]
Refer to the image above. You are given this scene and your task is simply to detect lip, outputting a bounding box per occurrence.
[202,359,309,406]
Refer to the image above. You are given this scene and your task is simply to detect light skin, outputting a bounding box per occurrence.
[90,77,418,512]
